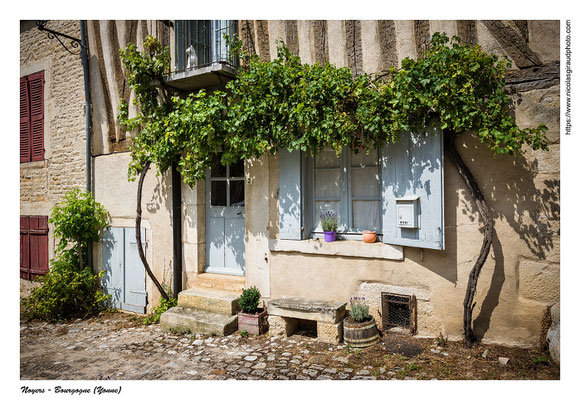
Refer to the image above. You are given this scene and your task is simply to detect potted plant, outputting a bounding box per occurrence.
[362,230,377,243]
[321,210,338,242]
[237,286,268,335]
[343,297,380,348]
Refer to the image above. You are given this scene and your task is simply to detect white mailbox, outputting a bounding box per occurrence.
[396,195,419,228]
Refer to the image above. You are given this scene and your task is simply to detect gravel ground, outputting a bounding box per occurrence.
[20,311,559,381]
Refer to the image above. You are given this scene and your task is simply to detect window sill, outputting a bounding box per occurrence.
[268,238,404,261]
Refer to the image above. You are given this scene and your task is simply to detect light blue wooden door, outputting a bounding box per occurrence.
[205,155,245,276]
[123,227,147,313]
[101,227,147,313]
[102,227,124,309]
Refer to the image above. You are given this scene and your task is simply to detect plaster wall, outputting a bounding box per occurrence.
[244,20,560,346]
[93,152,175,310]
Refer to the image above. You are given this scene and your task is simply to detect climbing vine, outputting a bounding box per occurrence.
[119,33,548,342]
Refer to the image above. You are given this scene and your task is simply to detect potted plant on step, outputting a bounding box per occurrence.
[237,286,268,335]
[321,210,338,242]
[343,297,380,348]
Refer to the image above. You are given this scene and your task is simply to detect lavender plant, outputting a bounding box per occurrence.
[350,296,370,322]
[320,210,338,232]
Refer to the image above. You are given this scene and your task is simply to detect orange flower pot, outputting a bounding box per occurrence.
[362,230,376,243]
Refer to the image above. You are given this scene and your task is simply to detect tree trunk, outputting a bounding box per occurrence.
[444,131,494,346]
[136,161,170,300]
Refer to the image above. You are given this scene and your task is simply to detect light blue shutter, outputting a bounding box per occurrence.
[278,149,303,240]
[381,127,445,250]
[123,227,147,313]
[101,227,124,309]
[175,20,185,70]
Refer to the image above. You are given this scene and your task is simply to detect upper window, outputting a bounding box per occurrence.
[308,148,381,239]
[20,71,45,163]
[174,20,238,71]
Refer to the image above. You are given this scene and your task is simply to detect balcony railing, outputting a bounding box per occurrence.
[174,20,239,73]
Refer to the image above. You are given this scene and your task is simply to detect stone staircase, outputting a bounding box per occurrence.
[160,286,241,336]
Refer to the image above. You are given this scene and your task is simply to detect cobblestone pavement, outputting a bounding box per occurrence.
[21,313,372,380]
[20,312,559,380]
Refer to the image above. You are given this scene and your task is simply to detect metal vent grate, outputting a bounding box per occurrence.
[381,292,417,334]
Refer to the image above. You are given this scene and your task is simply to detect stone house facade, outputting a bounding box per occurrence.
[22,20,560,347]
[19,20,88,295]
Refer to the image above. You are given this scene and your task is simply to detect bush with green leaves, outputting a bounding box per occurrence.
[349,297,370,322]
[21,263,110,322]
[21,189,111,322]
[238,286,261,314]
[50,188,109,270]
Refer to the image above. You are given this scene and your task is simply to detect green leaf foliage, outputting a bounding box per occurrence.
[50,188,109,268]
[20,265,111,322]
[119,33,548,191]
[238,286,261,314]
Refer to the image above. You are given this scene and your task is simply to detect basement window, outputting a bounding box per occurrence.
[381,292,417,334]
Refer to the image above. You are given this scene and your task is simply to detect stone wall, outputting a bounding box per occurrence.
[20,20,87,294]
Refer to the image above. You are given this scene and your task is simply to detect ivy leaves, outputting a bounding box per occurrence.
[119,33,549,189]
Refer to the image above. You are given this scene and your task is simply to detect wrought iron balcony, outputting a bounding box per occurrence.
[162,20,239,91]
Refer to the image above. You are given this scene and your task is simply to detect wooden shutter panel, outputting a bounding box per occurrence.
[29,216,49,276]
[28,71,44,162]
[278,149,303,240]
[20,216,30,279]
[381,127,445,250]
[20,76,31,163]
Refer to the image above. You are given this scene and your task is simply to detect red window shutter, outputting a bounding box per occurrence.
[29,216,49,277]
[20,216,30,280]
[20,216,48,280]
[20,77,31,163]
[28,71,44,162]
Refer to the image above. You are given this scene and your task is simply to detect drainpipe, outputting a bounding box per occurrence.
[171,162,183,298]
[80,20,93,268]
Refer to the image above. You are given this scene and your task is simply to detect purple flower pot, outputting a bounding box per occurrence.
[324,231,336,242]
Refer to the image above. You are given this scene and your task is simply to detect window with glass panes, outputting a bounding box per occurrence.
[310,148,381,238]
[209,154,245,207]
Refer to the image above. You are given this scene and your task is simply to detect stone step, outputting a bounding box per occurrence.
[178,287,241,316]
[160,307,238,336]
[191,273,245,292]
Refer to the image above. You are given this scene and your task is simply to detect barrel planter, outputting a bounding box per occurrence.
[343,316,380,348]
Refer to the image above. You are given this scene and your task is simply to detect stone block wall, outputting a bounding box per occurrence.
[20,20,87,294]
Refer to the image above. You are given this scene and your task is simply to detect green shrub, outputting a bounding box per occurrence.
[143,296,177,325]
[21,189,111,322]
[349,296,370,322]
[238,286,261,314]
[21,264,110,322]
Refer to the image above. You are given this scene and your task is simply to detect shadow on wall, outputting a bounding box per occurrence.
[448,132,558,340]
[146,171,172,216]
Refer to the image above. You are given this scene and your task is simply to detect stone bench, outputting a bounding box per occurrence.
[266,297,347,344]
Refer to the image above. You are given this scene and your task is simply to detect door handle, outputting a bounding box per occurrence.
[237,212,242,216]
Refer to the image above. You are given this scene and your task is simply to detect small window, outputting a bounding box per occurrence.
[309,148,381,239]
[381,292,417,334]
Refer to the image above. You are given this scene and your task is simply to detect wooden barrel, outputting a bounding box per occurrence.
[343,316,380,348]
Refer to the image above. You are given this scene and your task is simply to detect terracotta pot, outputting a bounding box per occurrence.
[343,316,380,348]
[238,308,269,335]
[362,230,376,243]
